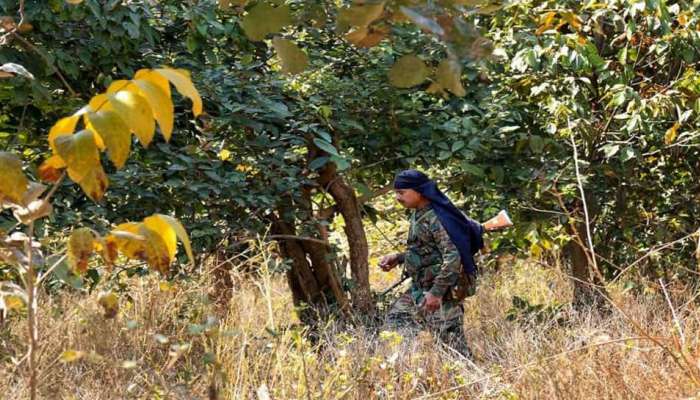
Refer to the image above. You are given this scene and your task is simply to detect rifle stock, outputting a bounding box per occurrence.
[482,210,513,232]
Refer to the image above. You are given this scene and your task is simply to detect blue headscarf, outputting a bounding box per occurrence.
[394,169,484,275]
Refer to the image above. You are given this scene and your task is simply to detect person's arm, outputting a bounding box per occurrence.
[427,218,462,298]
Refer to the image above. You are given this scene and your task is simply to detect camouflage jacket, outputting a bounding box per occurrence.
[397,205,462,299]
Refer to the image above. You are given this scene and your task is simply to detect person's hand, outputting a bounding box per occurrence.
[422,292,442,313]
[379,253,401,271]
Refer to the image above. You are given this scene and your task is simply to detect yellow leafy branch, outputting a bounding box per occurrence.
[38,67,203,201]
[68,213,194,276]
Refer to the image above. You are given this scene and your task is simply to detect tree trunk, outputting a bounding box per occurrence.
[317,163,374,314]
[565,219,609,308]
[271,216,323,324]
[271,203,351,324]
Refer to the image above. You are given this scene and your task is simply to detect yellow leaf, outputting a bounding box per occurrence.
[85,109,131,169]
[77,166,109,202]
[3,295,25,311]
[139,225,172,274]
[60,350,85,363]
[530,242,543,257]
[536,11,557,35]
[131,78,174,141]
[560,11,582,31]
[159,281,174,292]
[143,215,178,262]
[68,227,95,274]
[48,115,80,154]
[104,89,155,148]
[0,152,28,204]
[54,129,101,183]
[240,3,292,41]
[388,55,428,88]
[218,149,231,161]
[155,68,203,116]
[98,291,119,319]
[271,37,309,75]
[110,223,146,260]
[38,155,66,183]
[134,69,172,99]
[96,234,118,268]
[664,122,680,144]
[111,221,171,274]
[152,214,194,265]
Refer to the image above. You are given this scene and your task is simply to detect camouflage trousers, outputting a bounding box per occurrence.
[384,288,471,357]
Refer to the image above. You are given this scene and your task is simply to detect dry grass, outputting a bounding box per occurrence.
[2,240,700,399]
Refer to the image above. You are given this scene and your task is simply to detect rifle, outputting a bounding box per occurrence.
[379,209,513,296]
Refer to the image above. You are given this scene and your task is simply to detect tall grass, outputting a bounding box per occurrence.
[2,237,699,398]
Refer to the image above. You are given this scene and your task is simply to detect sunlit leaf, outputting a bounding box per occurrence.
[139,225,172,274]
[48,115,80,154]
[155,68,203,117]
[2,294,25,311]
[103,89,155,148]
[152,214,194,265]
[272,37,309,75]
[60,350,85,363]
[143,215,177,263]
[109,223,146,261]
[54,130,100,183]
[664,122,680,145]
[68,228,96,274]
[96,234,118,268]
[85,109,131,169]
[0,152,28,204]
[130,72,175,141]
[111,222,169,275]
[77,167,109,202]
[38,155,66,183]
[388,55,428,88]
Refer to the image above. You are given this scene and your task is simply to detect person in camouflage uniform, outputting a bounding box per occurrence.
[380,170,483,357]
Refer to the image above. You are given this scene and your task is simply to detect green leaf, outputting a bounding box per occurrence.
[272,37,309,75]
[309,156,329,170]
[241,3,292,41]
[313,138,339,156]
[620,147,636,162]
[460,162,484,177]
[529,135,544,154]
